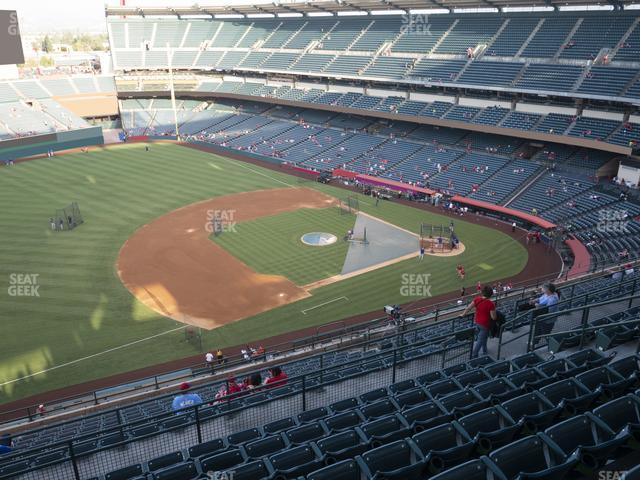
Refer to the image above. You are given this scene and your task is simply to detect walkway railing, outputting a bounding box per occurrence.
[0,338,473,480]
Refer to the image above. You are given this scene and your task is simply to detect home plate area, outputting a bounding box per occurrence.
[341,212,419,275]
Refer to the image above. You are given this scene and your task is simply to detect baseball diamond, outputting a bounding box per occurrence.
[1,3,639,478]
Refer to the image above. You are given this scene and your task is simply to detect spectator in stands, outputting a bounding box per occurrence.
[254,345,266,361]
[172,383,203,413]
[0,435,12,455]
[531,284,560,341]
[205,351,215,372]
[246,373,263,390]
[612,268,624,281]
[460,285,496,358]
[264,366,288,387]
[216,348,224,364]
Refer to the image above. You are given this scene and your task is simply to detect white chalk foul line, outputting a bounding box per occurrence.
[301,296,349,315]
[233,161,296,188]
[0,325,188,387]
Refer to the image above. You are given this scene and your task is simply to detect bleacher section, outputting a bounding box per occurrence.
[107,11,640,103]
[176,80,639,150]
[0,75,116,144]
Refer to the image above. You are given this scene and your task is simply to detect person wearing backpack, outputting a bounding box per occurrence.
[460,285,497,358]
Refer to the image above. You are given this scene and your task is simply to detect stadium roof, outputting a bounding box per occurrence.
[105,0,637,17]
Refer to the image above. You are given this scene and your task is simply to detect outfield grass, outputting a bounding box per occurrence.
[213,207,355,285]
[0,143,527,402]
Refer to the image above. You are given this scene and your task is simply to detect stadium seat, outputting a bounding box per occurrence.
[226,459,273,480]
[284,421,328,445]
[242,434,288,459]
[538,378,599,415]
[395,387,431,408]
[199,449,245,472]
[500,392,561,434]
[322,411,365,433]
[506,368,554,391]
[314,429,370,463]
[417,371,446,386]
[357,439,426,480]
[147,451,184,472]
[269,444,324,478]
[360,387,389,404]
[575,366,633,401]
[104,464,144,480]
[455,407,520,453]
[297,407,330,424]
[359,398,399,420]
[389,379,416,395]
[330,397,360,413]
[306,459,363,480]
[99,432,125,448]
[510,352,546,369]
[471,378,522,404]
[425,378,464,399]
[0,460,30,477]
[427,458,504,480]
[608,355,640,384]
[535,358,583,379]
[151,461,198,480]
[436,389,489,418]
[187,438,226,459]
[454,369,491,387]
[264,417,297,435]
[482,360,515,378]
[411,423,475,469]
[589,394,640,442]
[357,413,412,447]
[160,415,190,431]
[565,349,614,369]
[541,415,626,472]
[488,435,577,480]
[227,427,262,446]
[468,356,495,368]
[401,400,453,433]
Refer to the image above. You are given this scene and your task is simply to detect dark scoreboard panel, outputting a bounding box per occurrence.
[0,10,24,65]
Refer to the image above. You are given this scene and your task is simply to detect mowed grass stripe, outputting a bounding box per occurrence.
[214,208,356,285]
[0,143,527,402]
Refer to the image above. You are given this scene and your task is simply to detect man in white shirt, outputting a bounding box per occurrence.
[205,352,214,372]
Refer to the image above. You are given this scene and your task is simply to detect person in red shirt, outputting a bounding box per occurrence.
[460,285,497,357]
[264,366,288,387]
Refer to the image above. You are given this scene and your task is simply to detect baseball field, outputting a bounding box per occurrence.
[0,142,529,402]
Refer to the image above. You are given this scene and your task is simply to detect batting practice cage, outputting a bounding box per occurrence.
[52,202,83,231]
[339,196,360,215]
[420,223,455,253]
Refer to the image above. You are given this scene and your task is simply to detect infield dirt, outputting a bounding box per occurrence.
[117,187,336,329]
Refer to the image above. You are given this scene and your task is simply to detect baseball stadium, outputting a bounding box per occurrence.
[0,0,639,478]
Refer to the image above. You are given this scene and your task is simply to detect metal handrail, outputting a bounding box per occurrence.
[496,274,640,358]
[0,336,474,480]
